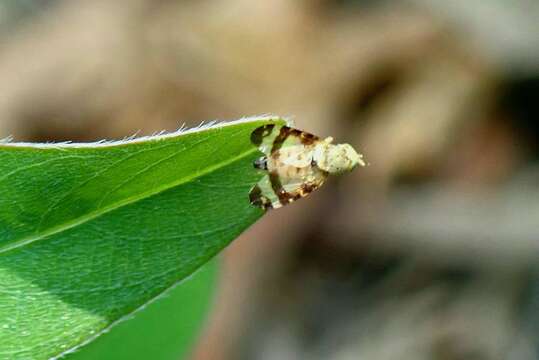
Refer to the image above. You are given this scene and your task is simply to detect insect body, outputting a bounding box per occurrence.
[249,124,365,210]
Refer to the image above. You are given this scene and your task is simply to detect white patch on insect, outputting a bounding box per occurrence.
[312,136,365,174]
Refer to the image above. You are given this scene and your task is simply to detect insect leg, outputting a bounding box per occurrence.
[253,156,268,170]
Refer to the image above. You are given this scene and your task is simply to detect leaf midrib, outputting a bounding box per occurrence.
[0,146,257,255]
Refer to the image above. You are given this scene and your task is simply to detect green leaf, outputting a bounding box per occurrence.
[66,260,218,360]
[0,116,284,359]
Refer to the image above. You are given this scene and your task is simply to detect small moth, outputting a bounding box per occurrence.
[249,124,365,210]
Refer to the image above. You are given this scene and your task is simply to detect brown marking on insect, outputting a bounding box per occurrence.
[270,126,292,153]
[300,183,317,195]
[250,124,275,146]
[249,184,273,209]
[299,131,317,145]
[269,171,293,205]
[271,126,319,153]
[249,184,263,205]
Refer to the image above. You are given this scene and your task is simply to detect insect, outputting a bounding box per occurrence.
[249,124,365,210]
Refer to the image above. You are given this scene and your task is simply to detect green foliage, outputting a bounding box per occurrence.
[67,260,217,360]
[0,116,284,359]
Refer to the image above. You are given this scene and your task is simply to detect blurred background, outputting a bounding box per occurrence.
[1,0,538,359]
